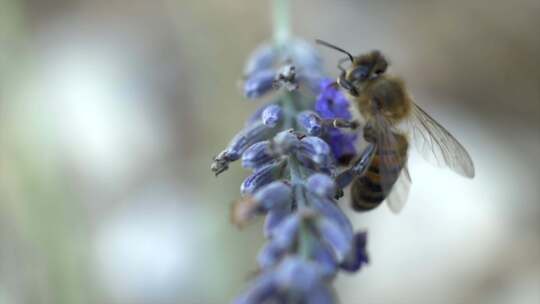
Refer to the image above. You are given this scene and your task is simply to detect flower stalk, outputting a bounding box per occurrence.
[273,0,290,47]
[212,1,369,303]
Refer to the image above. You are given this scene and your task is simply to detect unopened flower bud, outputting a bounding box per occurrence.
[261,104,283,127]
[240,161,286,195]
[242,141,276,170]
[244,69,276,99]
[297,111,323,136]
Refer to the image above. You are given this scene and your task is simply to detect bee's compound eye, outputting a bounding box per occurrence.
[375,65,387,75]
[351,66,370,81]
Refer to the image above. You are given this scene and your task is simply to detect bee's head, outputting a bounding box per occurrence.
[316,40,389,96]
[347,50,388,83]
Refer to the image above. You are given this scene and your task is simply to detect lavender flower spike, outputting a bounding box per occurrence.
[212,3,372,302]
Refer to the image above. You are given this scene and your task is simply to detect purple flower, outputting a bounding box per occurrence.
[214,39,373,304]
[340,232,369,272]
[315,79,352,120]
[315,79,358,165]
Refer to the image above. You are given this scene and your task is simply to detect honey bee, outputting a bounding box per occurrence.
[317,39,475,213]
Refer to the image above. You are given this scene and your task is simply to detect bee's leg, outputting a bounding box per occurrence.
[335,143,376,198]
[337,73,359,96]
[326,118,359,129]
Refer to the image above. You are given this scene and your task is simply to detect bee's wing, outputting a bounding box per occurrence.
[374,117,411,213]
[409,103,475,178]
[386,166,412,214]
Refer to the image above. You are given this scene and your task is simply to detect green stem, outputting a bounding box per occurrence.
[273,0,290,47]
[288,156,303,185]
[298,223,314,259]
[282,92,296,129]
[272,0,316,262]
[290,158,314,260]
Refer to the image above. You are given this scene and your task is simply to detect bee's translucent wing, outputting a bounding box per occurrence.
[410,103,475,178]
[386,166,412,214]
[372,116,411,212]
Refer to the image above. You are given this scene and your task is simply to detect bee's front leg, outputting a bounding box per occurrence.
[326,118,359,129]
[335,143,376,198]
[337,72,359,96]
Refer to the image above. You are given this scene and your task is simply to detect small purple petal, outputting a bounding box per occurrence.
[297,111,323,136]
[253,181,293,211]
[232,181,292,227]
[273,129,301,154]
[240,161,285,195]
[264,207,291,238]
[304,283,335,304]
[287,39,323,72]
[317,217,353,261]
[306,173,336,198]
[340,232,369,272]
[315,79,352,120]
[271,214,300,249]
[324,128,357,165]
[245,103,269,127]
[311,240,339,278]
[296,136,334,170]
[227,121,276,161]
[257,241,286,269]
[233,272,277,304]
[243,43,278,77]
[244,69,276,99]
[309,194,353,238]
[274,257,323,293]
[261,104,283,127]
[241,141,276,170]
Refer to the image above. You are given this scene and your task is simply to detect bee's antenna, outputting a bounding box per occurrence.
[315,39,354,62]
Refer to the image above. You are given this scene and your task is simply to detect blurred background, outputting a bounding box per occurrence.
[0,0,539,303]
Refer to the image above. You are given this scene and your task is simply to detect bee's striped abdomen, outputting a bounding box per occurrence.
[351,133,408,211]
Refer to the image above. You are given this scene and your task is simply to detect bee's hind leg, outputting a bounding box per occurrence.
[334,143,376,199]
